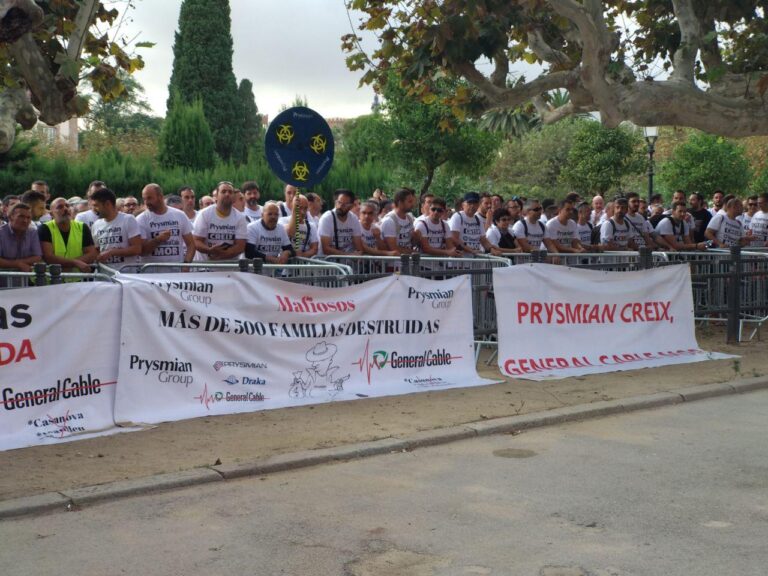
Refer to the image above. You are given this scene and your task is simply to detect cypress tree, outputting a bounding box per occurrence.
[158,94,216,170]
[238,79,263,162]
[167,0,245,163]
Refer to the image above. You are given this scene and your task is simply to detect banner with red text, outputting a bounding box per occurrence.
[493,264,733,380]
[0,283,123,451]
[115,272,494,425]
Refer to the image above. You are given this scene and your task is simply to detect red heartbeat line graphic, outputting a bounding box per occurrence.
[351,339,389,385]
[194,382,219,410]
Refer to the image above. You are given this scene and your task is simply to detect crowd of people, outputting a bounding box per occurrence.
[1,179,767,275]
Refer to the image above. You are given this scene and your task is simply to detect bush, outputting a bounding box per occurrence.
[659,132,752,196]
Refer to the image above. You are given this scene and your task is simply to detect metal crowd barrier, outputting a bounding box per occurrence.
[98,258,353,288]
[0,263,116,289]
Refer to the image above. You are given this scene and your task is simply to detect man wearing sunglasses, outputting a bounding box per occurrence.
[416,197,462,256]
[449,192,498,256]
[192,181,247,261]
[512,199,546,253]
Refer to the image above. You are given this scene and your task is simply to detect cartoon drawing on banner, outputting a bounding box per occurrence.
[289,341,350,398]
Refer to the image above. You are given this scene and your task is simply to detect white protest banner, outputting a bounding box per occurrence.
[493,264,733,380]
[0,283,123,451]
[115,272,495,425]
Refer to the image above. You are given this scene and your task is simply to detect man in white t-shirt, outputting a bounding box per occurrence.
[318,189,364,255]
[178,186,198,222]
[279,194,319,258]
[600,197,636,251]
[709,190,725,216]
[416,197,462,256]
[512,199,546,252]
[449,192,497,255]
[358,201,395,256]
[246,202,292,263]
[748,193,768,247]
[242,181,263,222]
[277,184,297,218]
[380,187,417,254]
[625,192,660,249]
[137,183,195,264]
[544,199,586,253]
[192,181,247,261]
[655,201,706,251]
[90,187,142,267]
[706,198,748,248]
[75,180,108,228]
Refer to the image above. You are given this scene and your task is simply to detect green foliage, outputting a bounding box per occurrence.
[751,165,768,195]
[489,118,587,198]
[659,133,752,195]
[380,73,501,193]
[341,114,392,167]
[0,132,38,173]
[167,0,246,163]
[559,122,646,194]
[238,79,264,161]
[86,74,161,136]
[158,96,216,170]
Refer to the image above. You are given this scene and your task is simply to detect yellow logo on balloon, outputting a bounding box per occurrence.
[276,124,294,145]
[310,134,327,154]
[292,161,310,182]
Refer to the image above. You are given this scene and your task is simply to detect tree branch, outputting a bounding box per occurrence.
[532,95,576,124]
[527,28,572,67]
[0,88,36,151]
[0,0,42,43]
[66,0,99,61]
[490,48,509,89]
[670,0,700,84]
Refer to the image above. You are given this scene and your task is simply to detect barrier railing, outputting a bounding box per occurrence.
[0,262,116,289]
[4,247,765,343]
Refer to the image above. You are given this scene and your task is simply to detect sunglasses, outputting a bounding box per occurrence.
[430,207,445,213]
[530,207,542,212]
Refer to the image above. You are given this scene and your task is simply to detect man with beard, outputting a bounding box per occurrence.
[318,189,363,256]
[512,199,546,253]
[39,197,97,274]
[656,201,706,251]
[600,197,637,251]
[706,198,749,248]
[709,190,725,216]
[90,188,142,267]
[241,181,262,222]
[544,199,586,254]
[687,192,713,243]
[279,194,319,258]
[449,192,498,255]
[192,181,247,261]
[0,203,42,272]
[137,183,195,265]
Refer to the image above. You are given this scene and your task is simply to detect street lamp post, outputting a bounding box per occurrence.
[643,126,659,205]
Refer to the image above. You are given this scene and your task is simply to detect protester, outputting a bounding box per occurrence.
[625,192,658,249]
[178,186,198,222]
[318,189,363,256]
[747,193,768,246]
[600,197,636,251]
[241,181,262,222]
[0,203,42,271]
[137,183,195,265]
[75,180,107,228]
[38,197,97,274]
[705,198,749,248]
[485,208,520,253]
[380,187,417,254]
[512,199,546,253]
[709,190,725,216]
[19,190,48,226]
[416,197,462,257]
[655,201,705,251]
[688,192,713,243]
[121,196,139,216]
[544,199,586,253]
[279,194,319,258]
[246,201,292,263]
[91,188,143,267]
[450,192,498,255]
[192,181,247,261]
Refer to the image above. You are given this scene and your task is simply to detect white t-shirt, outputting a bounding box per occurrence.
[544,218,578,246]
[512,218,545,250]
[317,210,362,254]
[192,205,248,261]
[449,211,485,251]
[380,212,415,250]
[576,222,593,245]
[91,212,141,266]
[278,215,319,253]
[600,218,634,248]
[655,217,690,243]
[625,213,652,247]
[416,218,451,250]
[75,209,99,228]
[246,219,291,259]
[360,224,379,249]
[136,206,193,263]
[244,205,262,222]
[749,211,768,244]
[706,214,744,247]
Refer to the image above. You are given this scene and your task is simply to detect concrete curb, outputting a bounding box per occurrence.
[2,376,767,520]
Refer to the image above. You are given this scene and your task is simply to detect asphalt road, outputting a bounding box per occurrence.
[2,390,767,576]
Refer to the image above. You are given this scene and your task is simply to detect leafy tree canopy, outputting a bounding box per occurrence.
[344,0,768,137]
[0,0,148,152]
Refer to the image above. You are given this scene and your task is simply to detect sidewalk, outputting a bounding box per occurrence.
[0,327,764,516]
